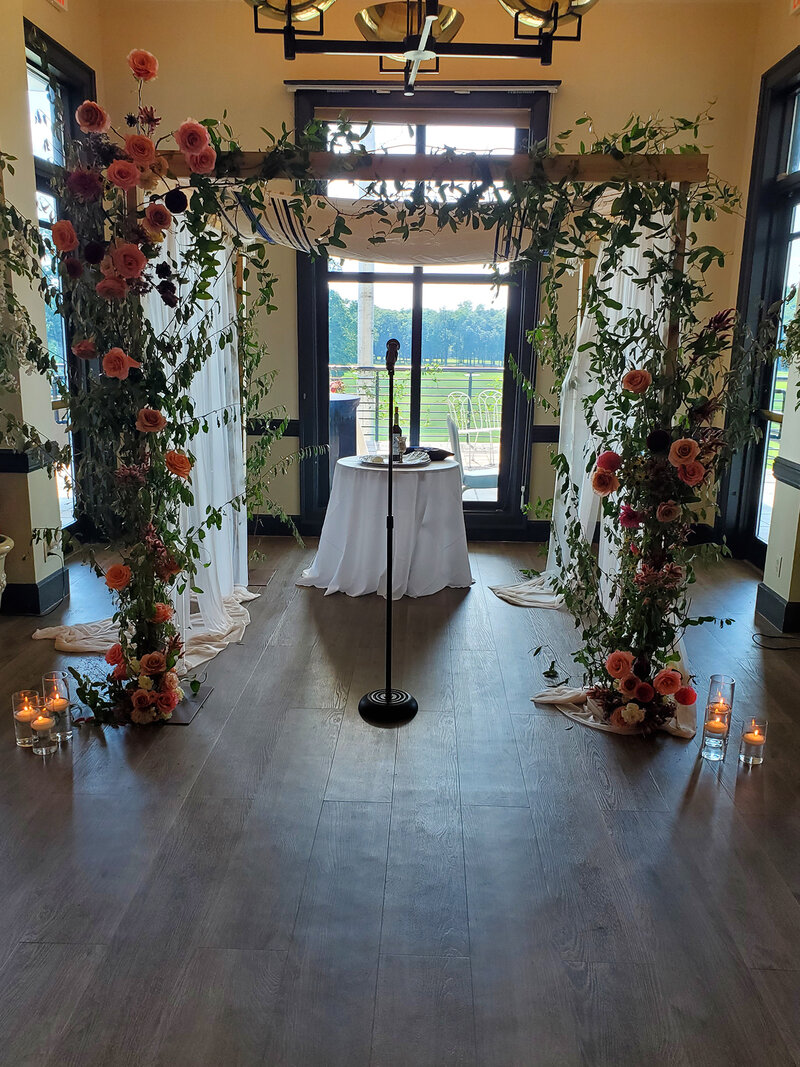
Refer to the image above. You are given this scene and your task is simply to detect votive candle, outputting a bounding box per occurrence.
[739,718,767,766]
[12,691,42,748]
[42,671,71,742]
[701,707,731,761]
[31,713,57,756]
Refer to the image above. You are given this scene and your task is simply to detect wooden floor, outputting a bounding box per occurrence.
[0,540,799,1066]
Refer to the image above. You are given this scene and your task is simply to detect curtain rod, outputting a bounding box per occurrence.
[284,80,560,94]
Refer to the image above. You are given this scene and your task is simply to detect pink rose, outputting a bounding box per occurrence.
[155,689,180,715]
[596,450,621,472]
[52,220,78,253]
[668,438,700,467]
[164,671,180,690]
[174,120,210,155]
[102,347,141,380]
[653,669,682,696]
[105,642,124,665]
[96,276,127,301]
[127,49,159,82]
[187,147,216,175]
[656,500,681,523]
[678,461,706,487]
[106,160,141,191]
[136,407,167,433]
[605,650,634,680]
[634,682,655,704]
[124,134,156,166]
[619,505,643,530]
[131,688,156,711]
[144,203,172,231]
[111,242,147,279]
[71,337,96,360]
[75,100,110,134]
[591,469,619,497]
[622,369,652,394]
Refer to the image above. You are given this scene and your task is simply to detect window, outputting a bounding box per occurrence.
[24,22,96,530]
[295,87,553,536]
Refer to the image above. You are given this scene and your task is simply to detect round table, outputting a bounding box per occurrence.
[297,456,473,599]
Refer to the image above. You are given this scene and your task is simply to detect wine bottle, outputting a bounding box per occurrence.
[391,406,404,461]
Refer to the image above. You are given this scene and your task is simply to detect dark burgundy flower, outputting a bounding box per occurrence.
[155,261,172,280]
[63,256,83,280]
[138,105,161,130]
[633,655,650,680]
[164,188,188,214]
[66,168,103,203]
[646,429,671,453]
[157,279,178,307]
[619,504,643,530]
[125,113,138,127]
[83,240,106,264]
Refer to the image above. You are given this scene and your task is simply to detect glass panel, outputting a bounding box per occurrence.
[27,65,63,166]
[756,419,781,543]
[420,281,508,503]
[328,280,413,464]
[424,124,517,156]
[327,121,417,199]
[423,262,510,276]
[788,93,800,175]
[329,257,413,275]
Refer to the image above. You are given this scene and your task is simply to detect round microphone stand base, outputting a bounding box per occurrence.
[358,688,418,727]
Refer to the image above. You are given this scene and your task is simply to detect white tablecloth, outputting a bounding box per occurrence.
[297,456,473,598]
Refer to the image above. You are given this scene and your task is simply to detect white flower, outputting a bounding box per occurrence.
[621,702,645,725]
[138,674,154,691]
[130,658,141,673]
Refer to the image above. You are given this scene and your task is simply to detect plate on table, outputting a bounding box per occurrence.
[359,451,431,468]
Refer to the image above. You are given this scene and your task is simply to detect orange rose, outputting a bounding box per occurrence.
[653,669,682,696]
[605,650,634,679]
[105,642,124,665]
[187,147,216,175]
[131,688,156,711]
[111,242,147,279]
[136,407,167,433]
[52,220,78,253]
[106,160,141,191]
[71,337,96,360]
[102,347,141,380]
[165,450,192,479]
[140,651,167,675]
[124,134,156,166]
[155,689,180,715]
[591,468,619,496]
[96,276,127,301]
[174,120,210,155]
[668,438,700,467]
[677,461,706,487]
[105,563,132,590]
[656,500,681,523]
[152,602,174,624]
[75,100,110,134]
[127,49,159,82]
[621,369,652,394]
[145,203,172,231]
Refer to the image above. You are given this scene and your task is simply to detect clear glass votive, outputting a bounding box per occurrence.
[701,708,731,761]
[42,671,72,742]
[31,709,57,755]
[13,691,42,748]
[739,718,767,766]
[706,675,735,718]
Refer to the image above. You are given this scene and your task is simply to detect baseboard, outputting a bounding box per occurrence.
[755,582,800,633]
[1,566,70,616]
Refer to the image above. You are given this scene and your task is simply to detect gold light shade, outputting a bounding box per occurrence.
[245,0,337,24]
[355,3,464,43]
[496,0,599,32]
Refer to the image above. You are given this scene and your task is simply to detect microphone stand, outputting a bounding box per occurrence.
[358,339,418,726]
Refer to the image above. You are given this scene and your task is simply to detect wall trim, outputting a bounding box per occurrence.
[773,456,800,490]
[755,581,800,633]
[1,566,70,616]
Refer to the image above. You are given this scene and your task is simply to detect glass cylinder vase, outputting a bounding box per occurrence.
[701,707,731,761]
[31,710,57,755]
[706,674,735,718]
[739,718,767,766]
[12,691,42,748]
[42,671,72,742]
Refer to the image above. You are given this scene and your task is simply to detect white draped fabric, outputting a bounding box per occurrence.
[530,685,697,739]
[33,229,255,672]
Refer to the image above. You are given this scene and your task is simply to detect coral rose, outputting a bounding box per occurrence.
[677,461,706,487]
[75,100,110,134]
[622,369,652,394]
[66,168,103,202]
[71,337,96,360]
[656,500,681,523]
[102,347,141,380]
[174,120,210,155]
[105,642,124,666]
[164,670,180,690]
[112,662,128,681]
[619,674,640,698]
[131,688,155,712]
[619,505,643,530]
[127,49,159,82]
[596,450,622,472]
[155,689,180,715]
[653,669,682,696]
[96,276,127,301]
[145,202,172,231]
[591,469,619,496]
[605,650,634,679]
[124,134,156,166]
[136,407,167,433]
[152,602,174,624]
[634,681,655,704]
[187,147,217,175]
[165,450,192,479]
[140,651,167,675]
[668,438,700,467]
[105,563,132,590]
[674,686,697,706]
[111,242,147,279]
[52,220,78,253]
[106,159,141,191]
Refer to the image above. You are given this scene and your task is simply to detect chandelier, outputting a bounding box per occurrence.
[247,0,597,94]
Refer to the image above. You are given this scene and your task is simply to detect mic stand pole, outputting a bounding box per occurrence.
[359,338,418,726]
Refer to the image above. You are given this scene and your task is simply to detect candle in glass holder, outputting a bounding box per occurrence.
[31,713,57,755]
[706,675,735,718]
[701,708,731,761]
[12,691,42,748]
[42,671,72,742]
[739,718,767,766]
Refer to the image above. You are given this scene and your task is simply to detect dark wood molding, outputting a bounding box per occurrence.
[1,566,70,616]
[530,425,559,444]
[755,581,800,633]
[773,455,800,490]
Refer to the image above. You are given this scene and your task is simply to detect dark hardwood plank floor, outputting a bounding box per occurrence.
[0,540,798,1065]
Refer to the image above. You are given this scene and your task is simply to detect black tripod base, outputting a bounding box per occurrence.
[358,688,418,726]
